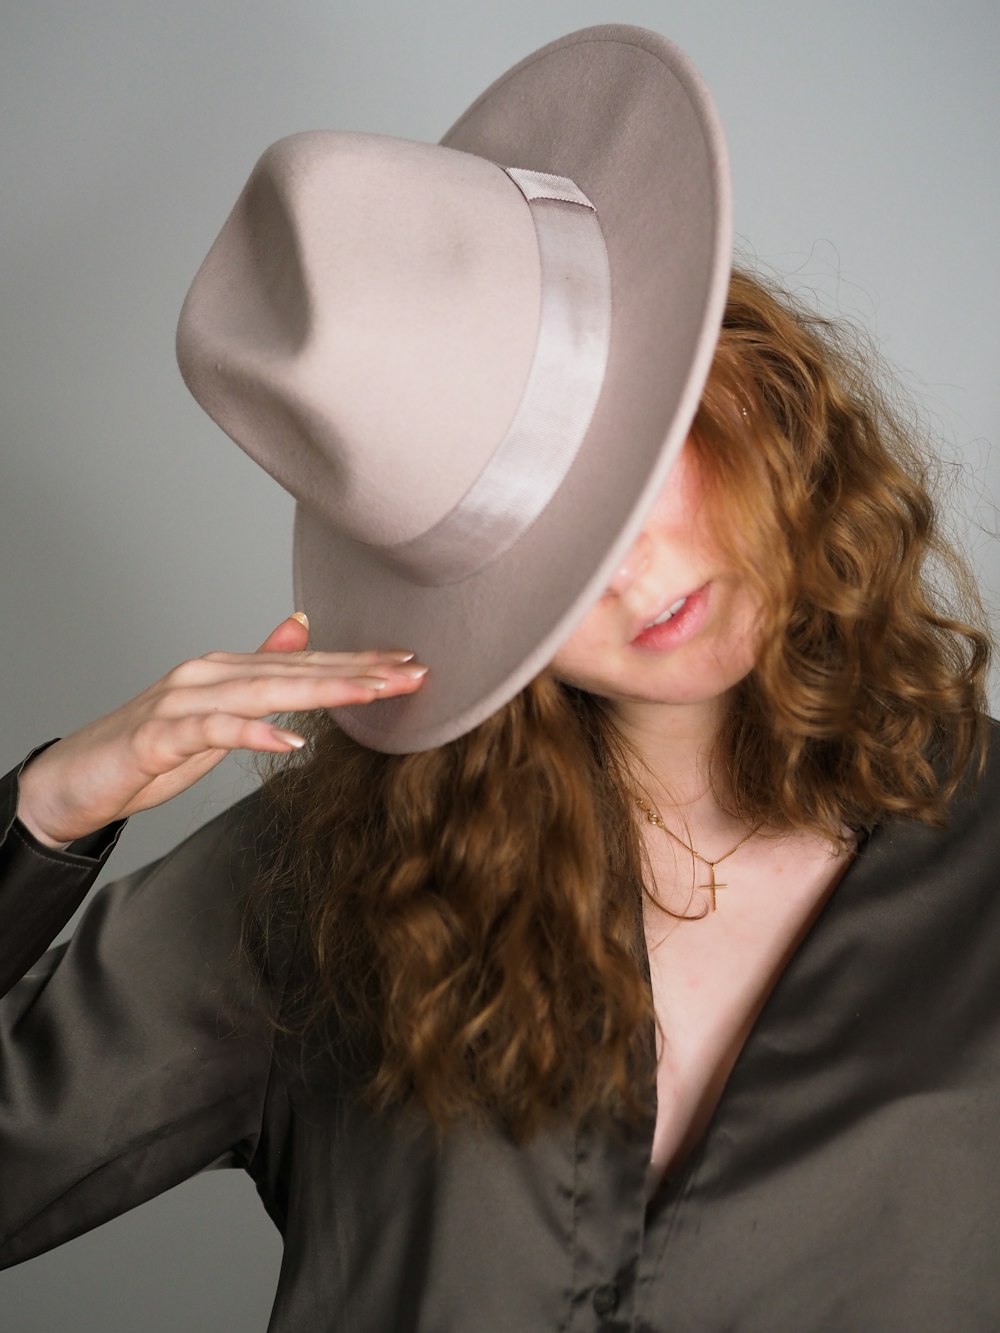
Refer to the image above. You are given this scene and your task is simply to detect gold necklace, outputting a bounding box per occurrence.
[634,794,765,911]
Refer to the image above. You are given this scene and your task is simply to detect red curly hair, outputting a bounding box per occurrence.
[244,263,994,1143]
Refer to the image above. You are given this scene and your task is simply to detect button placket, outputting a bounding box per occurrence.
[567,1111,652,1328]
[592,1282,620,1316]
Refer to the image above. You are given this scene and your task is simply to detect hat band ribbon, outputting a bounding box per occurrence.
[379,165,612,586]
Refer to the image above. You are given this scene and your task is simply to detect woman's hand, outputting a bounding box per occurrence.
[14,613,428,848]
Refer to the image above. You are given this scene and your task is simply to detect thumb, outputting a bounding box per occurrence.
[258,610,310,654]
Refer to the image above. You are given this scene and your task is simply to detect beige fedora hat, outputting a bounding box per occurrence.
[176,24,732,753]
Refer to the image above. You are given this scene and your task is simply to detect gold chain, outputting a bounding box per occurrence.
[634,794,765,911]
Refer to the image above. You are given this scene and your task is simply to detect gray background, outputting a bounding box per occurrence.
[2,1,997,1328]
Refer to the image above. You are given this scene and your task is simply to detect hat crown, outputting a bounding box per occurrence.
[177,131,545,549]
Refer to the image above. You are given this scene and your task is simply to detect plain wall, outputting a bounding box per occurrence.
[2,1,997,1327]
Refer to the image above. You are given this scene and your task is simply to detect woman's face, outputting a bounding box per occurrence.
[549,440,764,714]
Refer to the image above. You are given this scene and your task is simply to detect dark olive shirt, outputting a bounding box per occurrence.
[2,725,1000,1331]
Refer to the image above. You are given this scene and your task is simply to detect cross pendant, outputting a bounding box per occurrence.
[700,864,727,911]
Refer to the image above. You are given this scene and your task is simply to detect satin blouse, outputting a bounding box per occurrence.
[2,725,999,1331]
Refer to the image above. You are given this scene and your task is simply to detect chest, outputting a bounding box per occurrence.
[640,827,858,1198]
[266,774,1000,1328]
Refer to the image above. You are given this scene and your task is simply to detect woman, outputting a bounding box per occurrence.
[2,25,996,1332]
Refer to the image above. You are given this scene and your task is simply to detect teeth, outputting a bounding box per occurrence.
[646,596,687,629]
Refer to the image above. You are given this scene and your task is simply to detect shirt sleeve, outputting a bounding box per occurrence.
[0,738,129,998]
[0,747,292,1269]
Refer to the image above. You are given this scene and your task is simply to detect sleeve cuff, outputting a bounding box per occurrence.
[8,812,128,867]
[0,739,129,996]
[1,737,128,866]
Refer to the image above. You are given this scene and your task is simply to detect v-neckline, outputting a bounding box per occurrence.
[640,816,883,1218]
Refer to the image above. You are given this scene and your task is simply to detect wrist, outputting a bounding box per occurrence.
[15,763,73,851]
[14,805,72,852]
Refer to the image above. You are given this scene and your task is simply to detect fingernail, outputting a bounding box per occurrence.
[377,649,416,662]
[270,727,306,749]
[390,663,429,679]
[290,611,309,629]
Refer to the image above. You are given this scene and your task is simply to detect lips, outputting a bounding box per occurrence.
[630,583,711,651]
[646,594,688,629]
[631,586,702,643]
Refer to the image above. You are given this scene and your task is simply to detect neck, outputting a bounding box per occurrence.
[607,691,748,844]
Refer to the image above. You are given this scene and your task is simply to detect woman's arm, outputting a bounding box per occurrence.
[0,616,424,1264]
[0,739,128,998]
[0,774,289,1268]
[0,614,422,997]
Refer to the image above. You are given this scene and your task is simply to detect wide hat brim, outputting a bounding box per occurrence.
[293,24,732,752]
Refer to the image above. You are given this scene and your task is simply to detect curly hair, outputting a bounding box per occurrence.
[243,263,994,1144]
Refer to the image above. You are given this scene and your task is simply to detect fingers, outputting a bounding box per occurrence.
[143,628,430,765]
[257,613,310,655]
[253,613,416,662]
[249,609,418,666]
[135,712,311,763]
[196,651,422,675]
[152,667,426,726]
[137,672,419,762]
[179,659,427,697]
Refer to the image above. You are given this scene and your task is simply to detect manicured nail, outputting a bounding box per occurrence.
[270,727,306,748]
[390,663,429,679]
[290,611,309,629]
[377,649,416,662]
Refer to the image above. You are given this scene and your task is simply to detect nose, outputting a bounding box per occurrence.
[605,529,653,596]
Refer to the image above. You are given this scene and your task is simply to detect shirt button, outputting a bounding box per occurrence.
[592,1283,620,1317]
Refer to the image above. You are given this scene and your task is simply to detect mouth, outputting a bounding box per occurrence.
[631,586,703,641]
[629,583,709,645]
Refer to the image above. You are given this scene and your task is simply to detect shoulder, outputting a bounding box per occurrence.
[941,712,1000,821]
[155,782,277,896]
[855,713,1000,892]
[61,781,298,1009]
